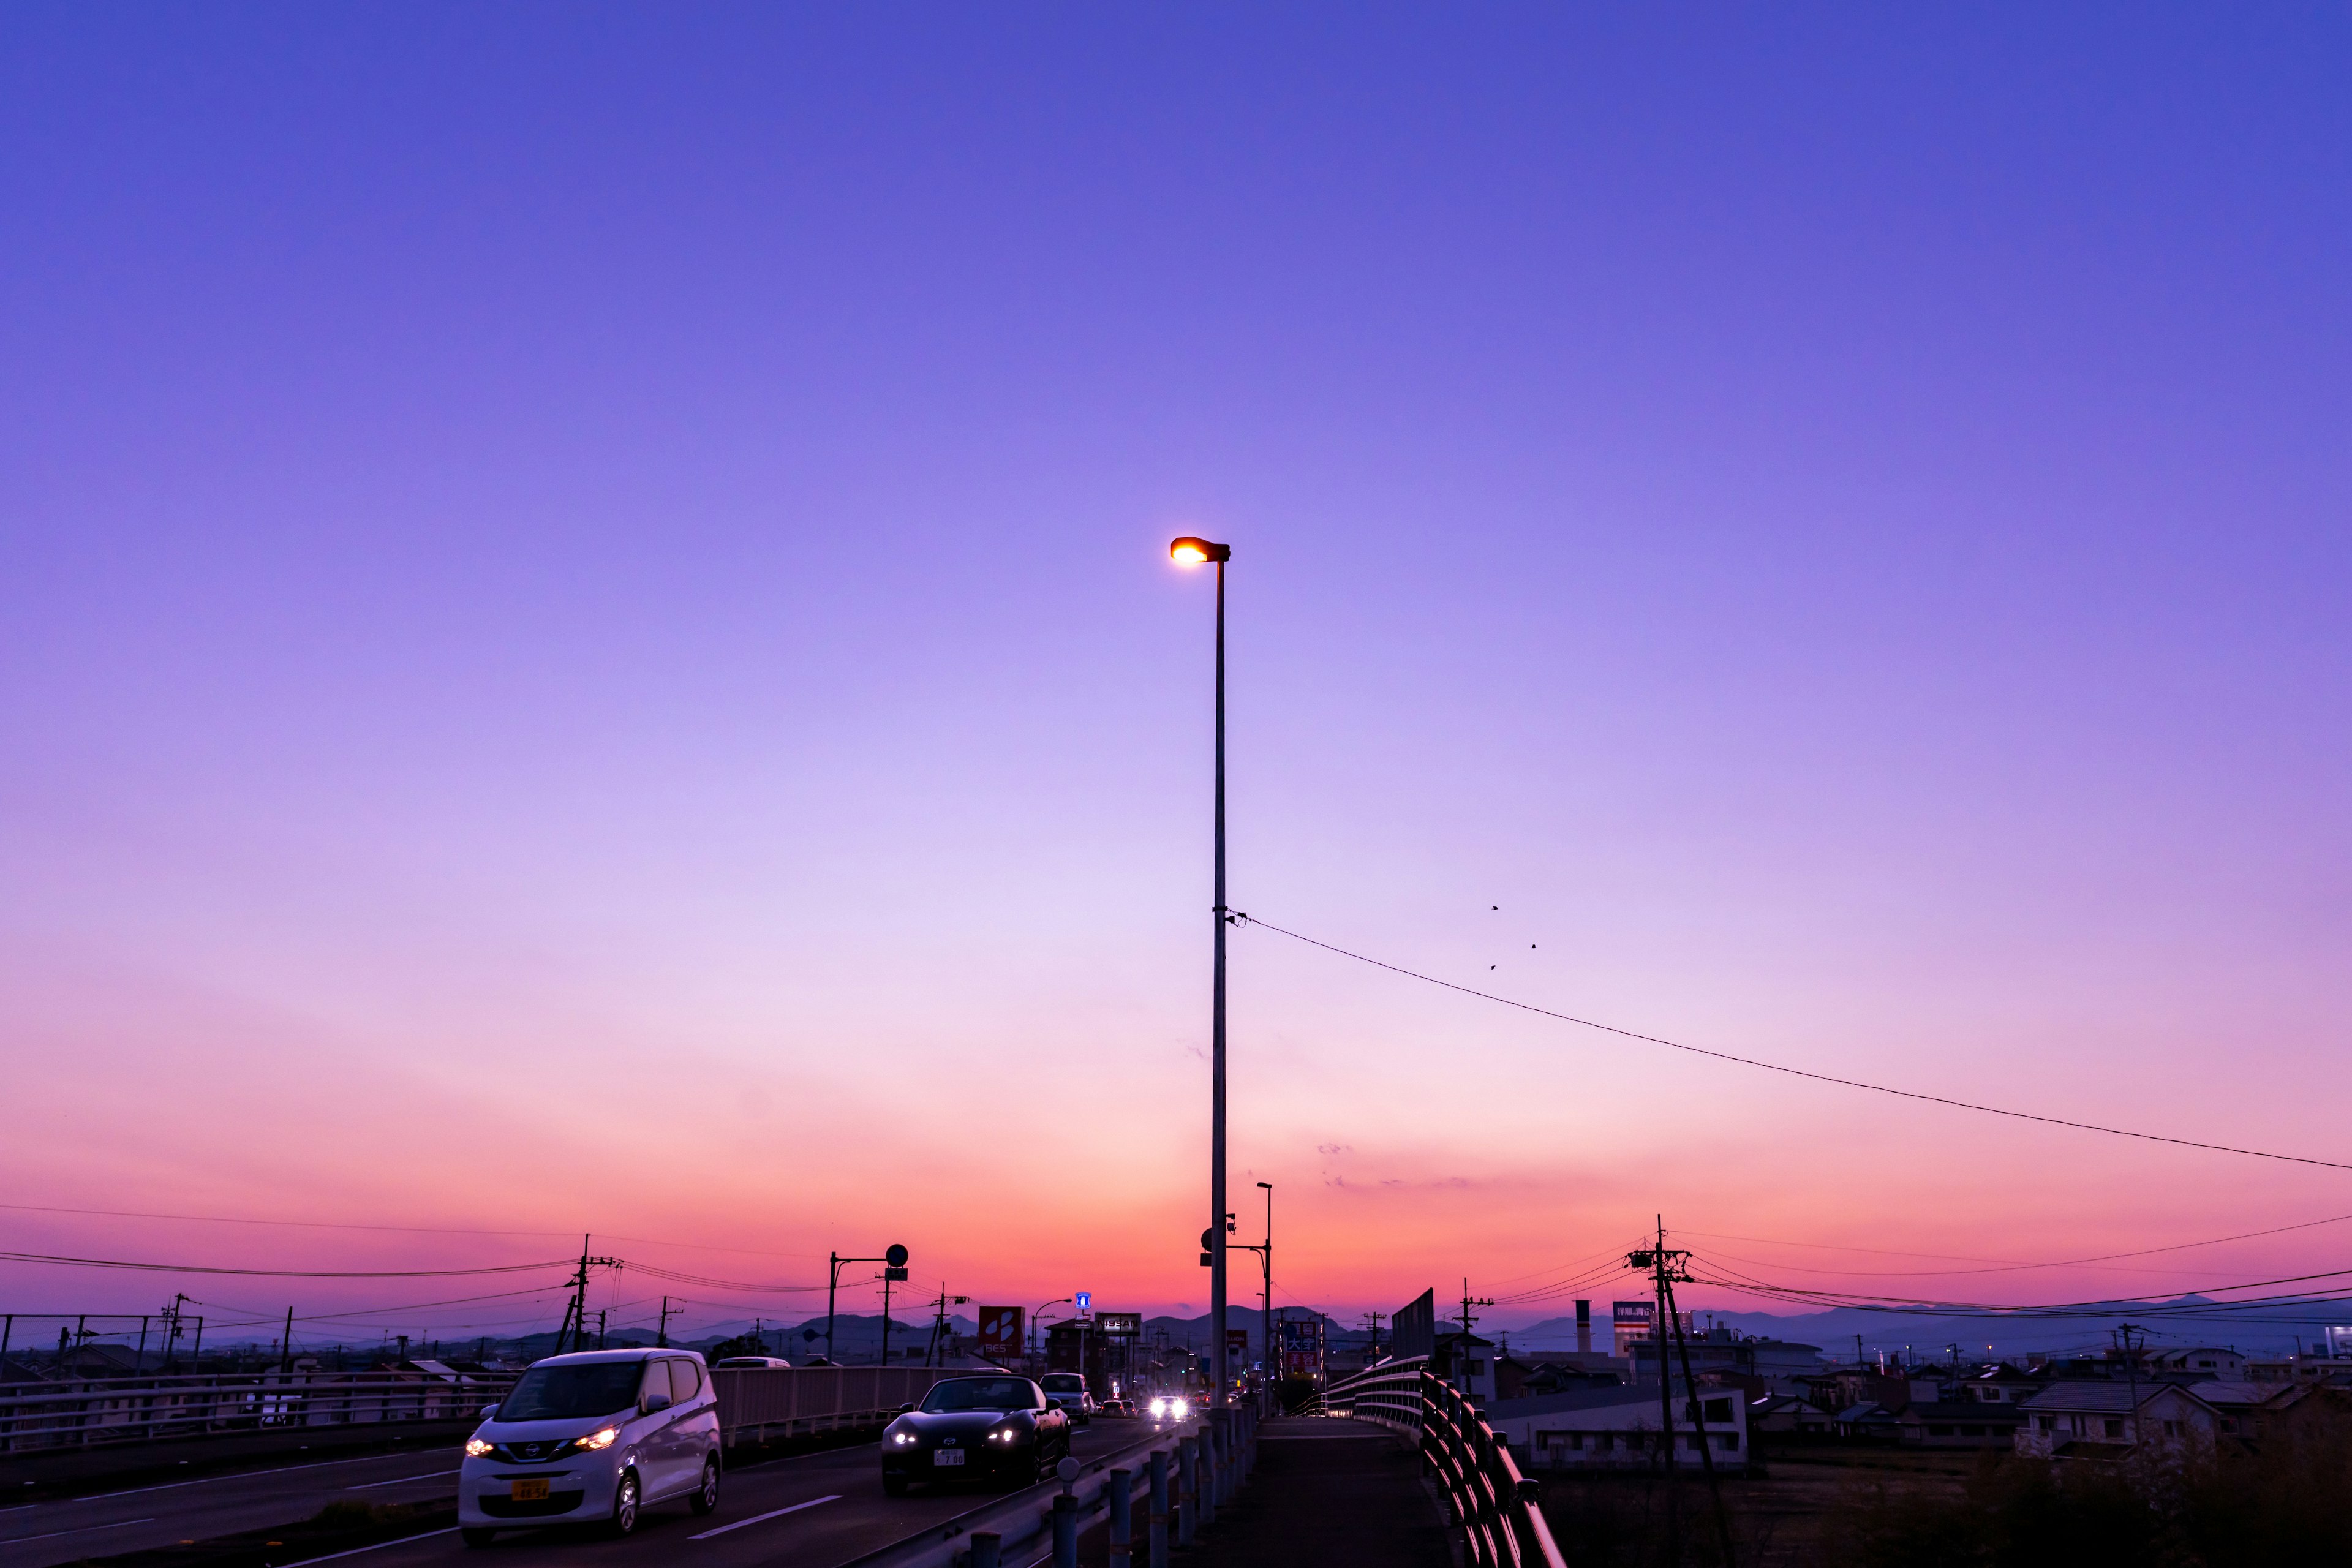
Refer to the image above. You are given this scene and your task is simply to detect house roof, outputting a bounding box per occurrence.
[1898,1400,2023,1423]
[1486,1385,1733,1420]
[2186,1381,2267,1408]
[2018,1381,2212,1414]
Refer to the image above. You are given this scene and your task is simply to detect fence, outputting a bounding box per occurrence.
[0,1363,1038,1460]
[710,1365,964,1444]
[1324,1357,1566,1568]
[0,1370,518,1455]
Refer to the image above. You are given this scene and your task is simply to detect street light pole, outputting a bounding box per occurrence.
[1258,1181,1273,1412]
[1173,535,1234,1409]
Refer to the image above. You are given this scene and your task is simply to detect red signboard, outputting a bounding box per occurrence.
[1228,1328,1251,1358]
[976,1305,1023,1363]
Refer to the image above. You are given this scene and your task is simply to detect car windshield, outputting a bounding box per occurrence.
[1041,1375,1084,1392]
[921,1378,1037,1412]
[497,1362,646,1422]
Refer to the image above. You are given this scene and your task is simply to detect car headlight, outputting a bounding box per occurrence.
[465,1438,494,1458]
[573,1425,620,1452]
[892,1431,916,1445]
[1149,1398,1168,1418]
[991,1427,1017,1443]
[1170,1398,1191,1419]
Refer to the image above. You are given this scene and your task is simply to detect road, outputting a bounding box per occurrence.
[0,1421,1161,1568]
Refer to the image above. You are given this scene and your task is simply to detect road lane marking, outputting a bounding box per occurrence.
[687,1494,842,1539]
[2,1517,157,1545]
[32,1452,463,1507]
[345,1471,459,1490]
[278,1526,459,1567]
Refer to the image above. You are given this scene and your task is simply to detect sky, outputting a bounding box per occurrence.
[4,4,2350,1356]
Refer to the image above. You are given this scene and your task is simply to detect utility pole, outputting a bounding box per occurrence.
[556,1238,621,1354]
[2117,1324,2145,1451]
[279,1306,295,1374]
[1630,1218,1738,1568]
[1362,1311,1384,1363]
[1455,1279,1495,1398]
[657,1297,674,1349]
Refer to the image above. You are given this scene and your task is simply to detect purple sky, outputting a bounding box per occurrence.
[3,6,2349,1349]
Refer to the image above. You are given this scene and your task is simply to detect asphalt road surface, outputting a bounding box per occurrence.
[0,1422,1159,1568]
[0,1446,471,1568]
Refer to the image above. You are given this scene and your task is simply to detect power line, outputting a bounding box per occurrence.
[0,1248,570,1278]
[1237,913,2352,1173]
[1678,1211,2352,1275]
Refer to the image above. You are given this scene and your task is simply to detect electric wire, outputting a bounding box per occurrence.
[1237,914,2352,1172]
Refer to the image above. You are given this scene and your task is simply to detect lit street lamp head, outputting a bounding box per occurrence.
[1170,536,1231,565]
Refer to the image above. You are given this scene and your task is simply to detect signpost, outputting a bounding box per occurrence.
[1075,1291,1093,1322]
[1096,1311,1143,1338]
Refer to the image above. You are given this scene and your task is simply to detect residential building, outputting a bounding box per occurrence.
[1893,1396,2026,1449]
[2145,1348,2245,1381]
[2014,1381,2219,1458]
[1747,1394,1831,1436]
[1431,1330,1498,1404]
[1483,1384,1749,1472]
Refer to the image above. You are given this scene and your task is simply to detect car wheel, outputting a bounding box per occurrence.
[608,1472,641,1539]
[689,1457,721,1516]
[460,1529,497,1548]
[882,1472,909,1496]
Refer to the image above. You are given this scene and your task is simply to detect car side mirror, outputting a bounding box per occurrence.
[481,1403,500,1419]
[643,1392,674,1414]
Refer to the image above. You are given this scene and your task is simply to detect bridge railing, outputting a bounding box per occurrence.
[709,1365,965,1445]
[0,1370,519,1453]
[1324,1358,1566,1568]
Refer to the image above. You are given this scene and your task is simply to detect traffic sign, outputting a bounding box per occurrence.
[1075,1291,1093,1322]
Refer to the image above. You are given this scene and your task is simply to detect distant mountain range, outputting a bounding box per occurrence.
[1512,1297,2346,1362]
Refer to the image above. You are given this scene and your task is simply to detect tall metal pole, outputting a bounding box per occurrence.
[1260,1183,1273,1412]
[1210,556,1228,1408]
[827,1254,840,1364]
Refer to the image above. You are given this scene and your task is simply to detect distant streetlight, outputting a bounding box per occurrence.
[1169,534,1232,1406]
[1030,1297,1072,1363]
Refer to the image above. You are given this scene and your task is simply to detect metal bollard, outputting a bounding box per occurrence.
[970,1531,1001,1568]
[1052,1492,1077,1568]
[1200,1418,1220,1524]
[1108,1466,1133,1568]
[1148,1448,1170,1568]
[1175,1435,1198,1547]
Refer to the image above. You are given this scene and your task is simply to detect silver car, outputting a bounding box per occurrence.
[459,1350,722,1543]
[1038,1371,1095,1426]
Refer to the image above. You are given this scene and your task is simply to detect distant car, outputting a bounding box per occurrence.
[1147,1395,1192,1422]
[1099,1398,1136,1417]
[459,1349,722,1544]
[712,1355,792,1369]
[1039,1372,1096,1425]
[881,1374,1071,1494]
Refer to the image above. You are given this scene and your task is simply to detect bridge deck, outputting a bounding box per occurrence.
[1167,1415,1447,1568]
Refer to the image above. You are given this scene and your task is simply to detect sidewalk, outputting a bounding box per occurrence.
[1166,1416,1449,1568]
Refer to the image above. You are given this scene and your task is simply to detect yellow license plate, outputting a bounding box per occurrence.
[510,1479,550,1502]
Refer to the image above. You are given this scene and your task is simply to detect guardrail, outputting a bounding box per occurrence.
[0,1370,518,1454]
[845,1404,1257,1568]
[710,1366,966,1446]
[1324,1357,1566,1568]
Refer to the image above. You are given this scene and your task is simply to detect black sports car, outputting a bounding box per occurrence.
[881,1376,1071,1494]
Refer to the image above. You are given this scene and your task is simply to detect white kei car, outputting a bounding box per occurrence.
[459,1349,722,1544]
